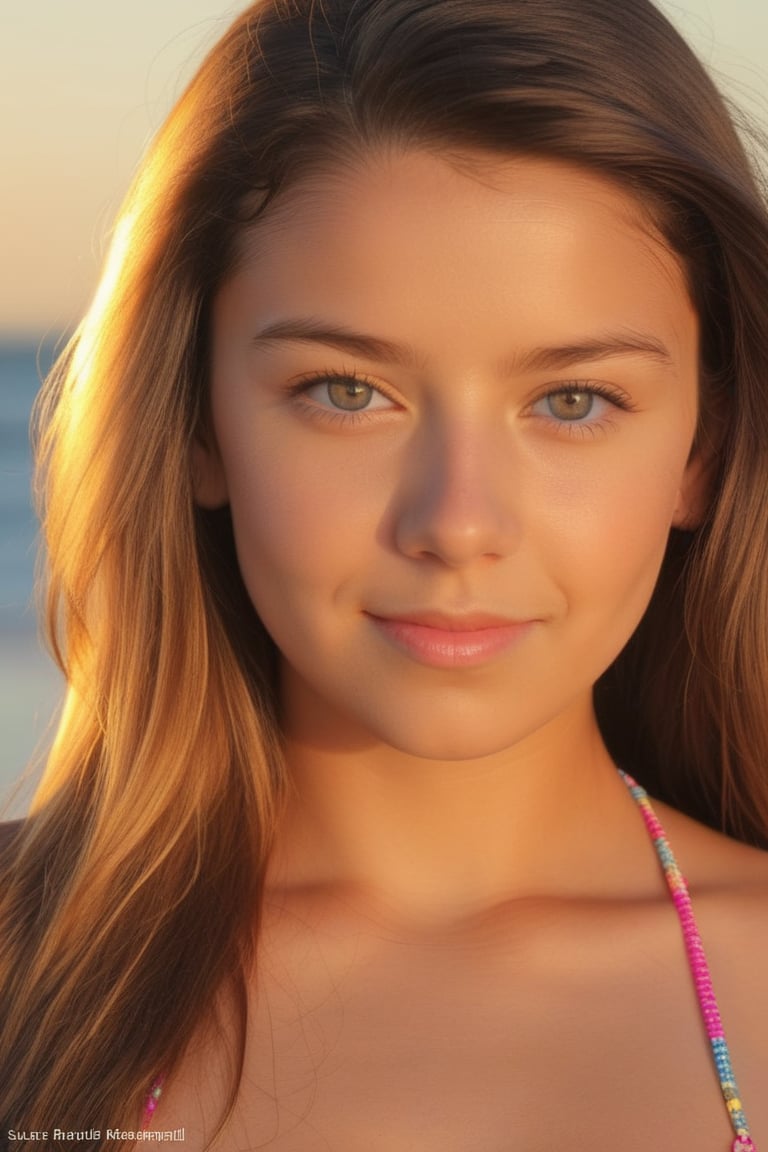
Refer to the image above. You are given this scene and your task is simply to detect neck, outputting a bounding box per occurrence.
[266,693,652,930]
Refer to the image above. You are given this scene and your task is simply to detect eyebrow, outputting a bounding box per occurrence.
[253,318,423,368]
[252,317,674,373]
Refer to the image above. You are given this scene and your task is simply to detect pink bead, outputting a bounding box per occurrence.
[732,1138,757,1151]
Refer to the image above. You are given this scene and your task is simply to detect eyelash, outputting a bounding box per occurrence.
[286,369,635,434]
[532,380,636,438]
[286,368,399,426]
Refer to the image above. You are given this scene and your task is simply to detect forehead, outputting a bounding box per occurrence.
[221,149,696,365]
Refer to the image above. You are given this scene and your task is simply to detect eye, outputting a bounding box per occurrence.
[290,371,399,416]
[530,383,631,425]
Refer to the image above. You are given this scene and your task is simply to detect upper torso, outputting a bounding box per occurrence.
[152,802,768,1151]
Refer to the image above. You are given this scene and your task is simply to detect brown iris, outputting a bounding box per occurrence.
[327,378,373,411]
[547,389,594,420]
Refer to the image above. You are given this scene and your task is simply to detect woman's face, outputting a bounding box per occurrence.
[199,150,701,760]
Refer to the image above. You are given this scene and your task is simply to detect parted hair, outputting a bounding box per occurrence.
[2,1,768,1146]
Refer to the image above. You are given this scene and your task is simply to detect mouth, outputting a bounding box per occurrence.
[364,610,536,669]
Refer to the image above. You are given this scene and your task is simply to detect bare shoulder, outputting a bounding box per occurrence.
[643,802,768,1137]
[650,799,768,1003]
[653,798,768,894]
[654,803,768,1025]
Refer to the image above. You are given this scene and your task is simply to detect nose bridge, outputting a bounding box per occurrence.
[393,403,519,564]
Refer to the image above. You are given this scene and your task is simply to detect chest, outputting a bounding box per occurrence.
[159,903,763,1151]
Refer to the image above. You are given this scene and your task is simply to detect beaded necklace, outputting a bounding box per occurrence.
[618,770,757,1152]
[141,769,757,1149]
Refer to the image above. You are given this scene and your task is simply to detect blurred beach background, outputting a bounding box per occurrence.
[2,0,767,814]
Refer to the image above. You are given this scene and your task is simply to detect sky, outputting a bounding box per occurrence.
[2,0,768,337]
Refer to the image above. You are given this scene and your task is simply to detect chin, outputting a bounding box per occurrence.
[366,710,545,763]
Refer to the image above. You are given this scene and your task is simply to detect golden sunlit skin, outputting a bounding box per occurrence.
[200,151,700,769]
[161,151,768,1149]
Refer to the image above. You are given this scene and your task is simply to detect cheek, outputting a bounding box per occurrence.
[221,432,385,621]
[540,433,688,627]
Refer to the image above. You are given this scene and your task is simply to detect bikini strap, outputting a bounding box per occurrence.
[619,770,757,1152]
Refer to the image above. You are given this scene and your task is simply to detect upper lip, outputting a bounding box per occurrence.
[366,610,530,631]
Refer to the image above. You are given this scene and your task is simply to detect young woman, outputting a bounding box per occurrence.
[1,1,767,1149]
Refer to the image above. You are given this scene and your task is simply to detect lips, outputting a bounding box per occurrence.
[369,610,523,631]
[365,610,535,669]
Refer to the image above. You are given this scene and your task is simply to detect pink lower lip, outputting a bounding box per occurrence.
[368,616,534,669]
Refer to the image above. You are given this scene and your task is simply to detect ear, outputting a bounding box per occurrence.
[671,442,715,531]
[673,375,732,530]
[191,428,229,509]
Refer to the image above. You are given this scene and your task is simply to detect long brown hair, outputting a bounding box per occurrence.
[2,0,768,1145]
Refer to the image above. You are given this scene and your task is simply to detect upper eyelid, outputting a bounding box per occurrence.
[528,380,635,409]
[290,367,387,390]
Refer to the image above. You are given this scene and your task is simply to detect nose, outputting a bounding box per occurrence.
[392,414,521,567]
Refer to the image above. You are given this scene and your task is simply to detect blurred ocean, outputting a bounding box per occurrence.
[0,340,65,815]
